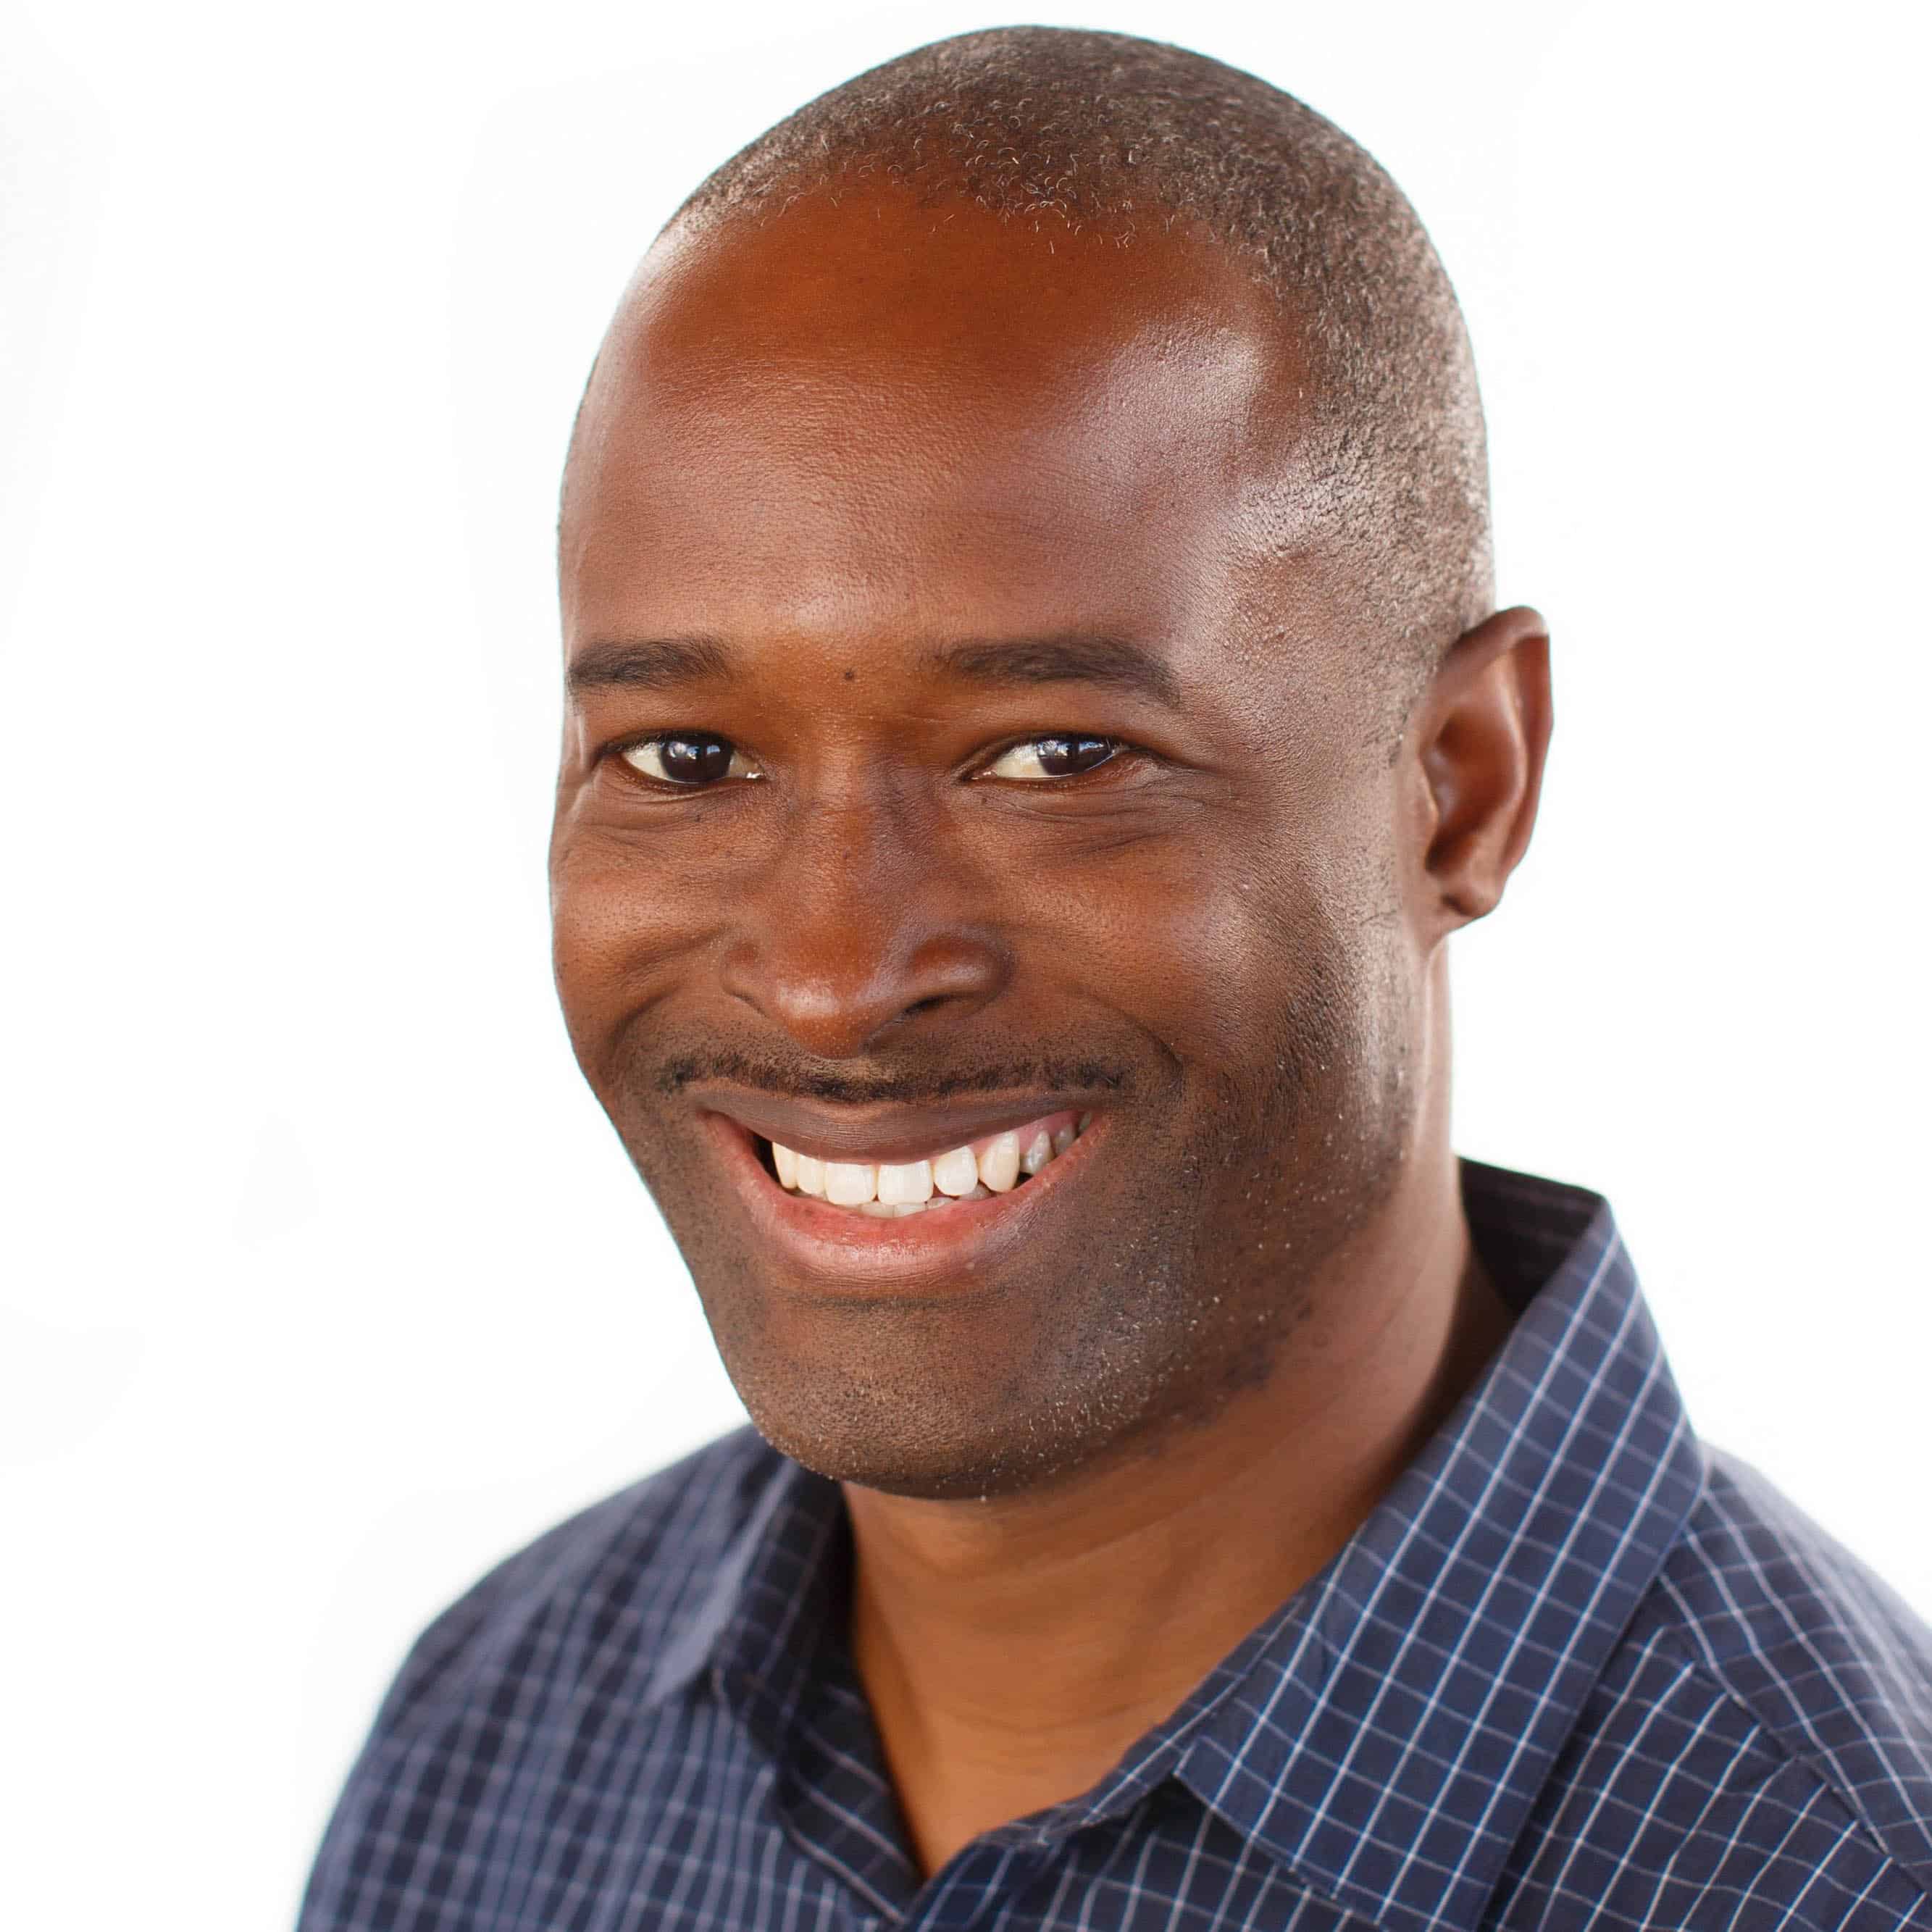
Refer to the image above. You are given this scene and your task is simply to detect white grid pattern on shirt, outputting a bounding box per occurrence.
[299,1164,1932,1932]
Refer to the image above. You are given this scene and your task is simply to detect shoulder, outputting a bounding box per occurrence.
[1500,1445,1932,1929]
[365,1423,787,1741]
[1648,1450,1932,1859]
[298,1428,797,1928]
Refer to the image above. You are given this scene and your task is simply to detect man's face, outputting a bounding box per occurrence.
[551,194,1429,1498]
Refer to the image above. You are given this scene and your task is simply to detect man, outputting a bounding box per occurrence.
[301,27,1932,1931]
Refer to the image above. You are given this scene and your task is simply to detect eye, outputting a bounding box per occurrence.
[982,735,1122,782]
[619,735,761,787]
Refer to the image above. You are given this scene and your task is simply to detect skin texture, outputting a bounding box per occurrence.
[552,187,1552,1874]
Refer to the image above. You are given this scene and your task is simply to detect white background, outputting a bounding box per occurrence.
[4,0,1926,1924]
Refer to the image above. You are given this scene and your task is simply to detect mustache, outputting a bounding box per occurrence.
[650,1047,1134,1107]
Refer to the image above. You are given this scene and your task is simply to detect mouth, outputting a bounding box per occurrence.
[761,1109,1092,1216]
[696,1096,1108,1288]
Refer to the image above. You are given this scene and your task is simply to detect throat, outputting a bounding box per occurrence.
[838,1429,1339,1878]
[847,1538,1198,1880]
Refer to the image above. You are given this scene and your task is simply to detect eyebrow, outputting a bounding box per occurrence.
[927,634,1182,708]
[564,630,1182,707]
[566,637,735,693]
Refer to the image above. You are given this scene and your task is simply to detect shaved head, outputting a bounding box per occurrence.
[622,24,1492,729]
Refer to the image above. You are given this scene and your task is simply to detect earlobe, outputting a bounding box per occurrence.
[1415,607,1552,932]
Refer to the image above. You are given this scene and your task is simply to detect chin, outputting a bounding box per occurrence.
[743,1389,1112,1502]
[711,1313,1085,1499]
[698,1243,1279,1504]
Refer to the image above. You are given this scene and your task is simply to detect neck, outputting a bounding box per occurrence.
[845,1079,1513,1877]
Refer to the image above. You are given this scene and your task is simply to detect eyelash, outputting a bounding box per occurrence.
[607,732,1139,792]
[976,735,1128,784]
[616,735,761,788]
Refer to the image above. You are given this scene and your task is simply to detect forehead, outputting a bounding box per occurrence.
[562,191,1322,654]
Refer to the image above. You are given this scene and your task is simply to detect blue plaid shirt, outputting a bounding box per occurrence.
[301,1163,1932,1930]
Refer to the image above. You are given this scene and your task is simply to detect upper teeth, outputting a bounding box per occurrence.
[771,1114,1090,1214]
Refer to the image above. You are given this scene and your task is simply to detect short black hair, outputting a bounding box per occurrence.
[669,25,1492,726]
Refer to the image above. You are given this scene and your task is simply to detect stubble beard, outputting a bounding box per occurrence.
[585,916,1419,1502]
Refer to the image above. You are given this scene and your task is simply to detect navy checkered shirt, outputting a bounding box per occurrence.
[300,1163,1932,1929]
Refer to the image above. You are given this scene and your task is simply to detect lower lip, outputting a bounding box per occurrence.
[703,1111,1105,1294]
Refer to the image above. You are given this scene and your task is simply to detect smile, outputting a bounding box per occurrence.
[697,1093,1111,1284]
[765,1111,1092,1216]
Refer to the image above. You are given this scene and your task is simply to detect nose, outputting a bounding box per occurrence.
[718,806,1009,1060]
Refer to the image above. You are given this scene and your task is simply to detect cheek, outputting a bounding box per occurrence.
[548,826,717,1065]
[1007,821,1381,1087]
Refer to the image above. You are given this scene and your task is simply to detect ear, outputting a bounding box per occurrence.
[1407,606,1552,937]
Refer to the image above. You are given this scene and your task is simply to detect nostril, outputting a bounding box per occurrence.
[900,995,951,1020]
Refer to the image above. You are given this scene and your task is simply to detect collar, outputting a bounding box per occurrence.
[646,1162,1707,1932]
[643,1439,845,1739]
[1160,1161,1707,1932]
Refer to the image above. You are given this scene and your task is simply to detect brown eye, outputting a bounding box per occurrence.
[619,735,761,787]
[984,735,1120,781]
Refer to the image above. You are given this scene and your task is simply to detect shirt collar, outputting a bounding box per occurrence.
[1163,1161,1707,1932]
[644,1443,846,1737]
[647,1162,1707,1932]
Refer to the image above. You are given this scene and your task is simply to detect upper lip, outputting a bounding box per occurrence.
[701,1090,1100,1164]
